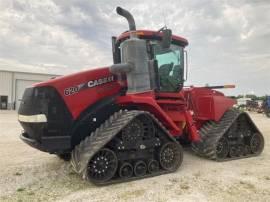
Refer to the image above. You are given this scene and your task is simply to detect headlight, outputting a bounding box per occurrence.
[18,114,47,123]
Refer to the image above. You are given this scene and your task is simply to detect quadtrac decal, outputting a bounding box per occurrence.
[64,75,114,96]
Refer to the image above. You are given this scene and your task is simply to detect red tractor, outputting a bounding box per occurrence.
[18,7,264,185]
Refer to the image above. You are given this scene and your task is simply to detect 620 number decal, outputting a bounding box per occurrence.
[64,86,79,96]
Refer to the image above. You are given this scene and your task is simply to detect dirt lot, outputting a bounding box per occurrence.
[0,110,269,202]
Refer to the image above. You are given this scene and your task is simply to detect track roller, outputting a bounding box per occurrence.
[148,159,159,173]
[119,162,133,178]
[134,161,147,177]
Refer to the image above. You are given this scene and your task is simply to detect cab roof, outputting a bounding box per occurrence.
[116,30,189,47]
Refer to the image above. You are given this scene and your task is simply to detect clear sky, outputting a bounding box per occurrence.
[0,0,269,95]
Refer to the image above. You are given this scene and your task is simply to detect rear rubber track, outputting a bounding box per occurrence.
[192,108,264,161]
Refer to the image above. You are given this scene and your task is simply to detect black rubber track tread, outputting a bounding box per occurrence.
[191,108,264,161]
[71,110,182,185]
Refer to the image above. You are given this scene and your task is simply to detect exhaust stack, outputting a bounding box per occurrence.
[110,7,151,94]
[116,7,136,31]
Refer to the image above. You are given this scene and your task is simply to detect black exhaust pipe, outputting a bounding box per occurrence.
[116,7,136,31]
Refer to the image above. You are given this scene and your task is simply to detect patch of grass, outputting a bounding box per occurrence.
[27,191,35,196]
[0,196,8,201]
[242,171,251,176]
[177,190,182,195]
[120,189,146,200]
[169,178,179,183]
[17,188,25,192]
[68,171,76,175]
[239,181,244,184]
[193,171,201,178]
[9,173,88,202]
[264,176,270,180]
[132,189,145,197]
[239,181,256,190]
[180,184,190,190]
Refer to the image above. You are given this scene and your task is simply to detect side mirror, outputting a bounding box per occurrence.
[161,29,172,49]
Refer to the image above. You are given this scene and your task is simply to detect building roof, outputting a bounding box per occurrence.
[0,69,60,77]
[0,59,65,76]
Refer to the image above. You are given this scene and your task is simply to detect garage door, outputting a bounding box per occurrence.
[15,80,41,110]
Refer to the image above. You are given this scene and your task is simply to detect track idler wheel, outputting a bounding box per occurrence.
[119,162,133,179]
[87,148,118,183]
[249,133,264,154]
[243,145,251,155]
[134,161,147,177]
[148,159,159,173]
[216,137,229,159]
[159,142,183,171]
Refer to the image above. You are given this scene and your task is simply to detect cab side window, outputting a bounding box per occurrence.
[154,45,184,92]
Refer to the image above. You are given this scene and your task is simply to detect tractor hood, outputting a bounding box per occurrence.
[22,67,122,119]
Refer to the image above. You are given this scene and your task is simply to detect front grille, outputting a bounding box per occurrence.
[18,86,73,140]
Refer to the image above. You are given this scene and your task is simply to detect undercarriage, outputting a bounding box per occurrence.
[71,110,183,185]
[192,109,264,161]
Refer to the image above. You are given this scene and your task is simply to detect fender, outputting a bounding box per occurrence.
[184,87,236,122]
[70,95,120,147]
[116,93,182,136]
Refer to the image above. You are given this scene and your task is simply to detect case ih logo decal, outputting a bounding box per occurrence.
[64,76,114,96]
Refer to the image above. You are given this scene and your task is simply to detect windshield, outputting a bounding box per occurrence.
[154,44,184,92]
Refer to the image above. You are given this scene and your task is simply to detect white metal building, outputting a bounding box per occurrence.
[0,70,59,110]
[237,97,252,106]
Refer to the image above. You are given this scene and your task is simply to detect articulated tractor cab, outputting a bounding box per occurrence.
[18,7,264,185]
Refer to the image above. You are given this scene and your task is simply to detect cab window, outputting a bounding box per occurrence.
[153,44,184,92]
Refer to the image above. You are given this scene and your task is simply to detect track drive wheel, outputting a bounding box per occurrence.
[87,148,118,183]
[159,142,183,172]
[121,115,155,144]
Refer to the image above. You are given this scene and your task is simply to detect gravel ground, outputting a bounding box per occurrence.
[0,110,269,202]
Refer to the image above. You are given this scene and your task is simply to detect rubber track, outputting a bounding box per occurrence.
[191,108,264,161]
[71,110,179,185]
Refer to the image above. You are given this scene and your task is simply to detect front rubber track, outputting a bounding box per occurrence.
[71,110,183,185]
